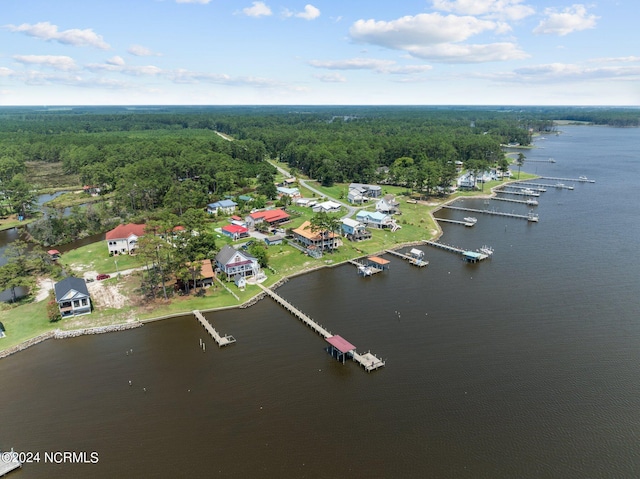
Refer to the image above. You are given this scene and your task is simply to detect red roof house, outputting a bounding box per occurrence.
[245,209,290,230]
[106,223,146,255]
[221,224,249,240]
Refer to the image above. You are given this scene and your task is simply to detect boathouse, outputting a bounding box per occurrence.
[463,251,484,263]
[366,256,390,271]
[325,335,356,364]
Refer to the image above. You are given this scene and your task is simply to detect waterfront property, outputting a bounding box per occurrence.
[181,259,215,289]
[214,245,260,279]
[292,221,342,256]
[106,223,146,255]
[54,277,92,318]
[375,194,400,215]
[206,199,237,215]
[356,210,399,231]
[341,218,371,242]
[312,200,342,213]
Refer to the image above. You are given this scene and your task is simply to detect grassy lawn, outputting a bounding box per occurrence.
[0,300,57,350]
[59,243,146,276]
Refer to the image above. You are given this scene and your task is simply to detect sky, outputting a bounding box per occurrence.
[1,0,638,106]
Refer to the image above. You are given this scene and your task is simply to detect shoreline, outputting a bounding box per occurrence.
[0,176,532,360]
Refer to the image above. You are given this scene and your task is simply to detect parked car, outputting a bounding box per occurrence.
[96,274,111,281]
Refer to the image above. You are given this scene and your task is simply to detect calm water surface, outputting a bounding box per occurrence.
[1,126,639,478]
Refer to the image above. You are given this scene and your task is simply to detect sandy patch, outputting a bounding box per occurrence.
[87,280,127,309]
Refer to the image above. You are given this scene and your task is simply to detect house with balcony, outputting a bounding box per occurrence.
[375,194,400,215]
[54,277,91,317]
[215,245,260,279]
[106,223,146,255]
[245,209,290,230]
[207,199,237,215]
[341,218,371,242]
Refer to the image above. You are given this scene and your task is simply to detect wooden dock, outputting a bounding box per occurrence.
[441,205,539,222]
[193,310,236,347]
[497,188,540,197]
[491,196,538,206]
[0,454,21,477]
[540,176,595,183]
[512,182,547,191]
[257,284,385,371]
[435,217,476,226]
[385,249,429,267]
[422,241,491,262]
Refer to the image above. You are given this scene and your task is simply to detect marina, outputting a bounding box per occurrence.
[193,310,236,347]
[257,284,385,371]
[440,205,539,222]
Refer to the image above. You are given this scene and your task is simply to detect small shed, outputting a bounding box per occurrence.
[325,335,356,364]
[47,249,61,260]
[264,234,284,246]
[233,274,246,289]
[366,256,390,270]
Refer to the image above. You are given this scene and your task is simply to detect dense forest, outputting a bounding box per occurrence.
[1,105,637,232]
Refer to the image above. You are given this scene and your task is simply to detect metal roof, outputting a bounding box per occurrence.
[326,335,356,353]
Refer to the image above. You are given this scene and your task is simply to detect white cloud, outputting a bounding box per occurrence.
[533,4,598,36]
[313,73,347,83]
[128,45,162,57]
[295,5,321,20]
[4,21,110,49]
[106,56,126,66]
[349,13,526,63]
[0,67,15,77]
[241,2,272,17]
[432,0,535,21]
[13,55,78,71]
[176,0,212,3]
[309,58,433,74]
[491,61,640,83]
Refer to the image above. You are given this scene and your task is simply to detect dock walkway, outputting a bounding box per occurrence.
[193,310,236,347]
[441,205,538,222]
[491,196,538,206]
[422,241,490,262]
[435,217,476,226]
[257,284,385,372]
[384,249,429,267]
[540,176,595,183]
[496,189,540,197]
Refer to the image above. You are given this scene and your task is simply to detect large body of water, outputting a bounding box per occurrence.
[1,126,639,478]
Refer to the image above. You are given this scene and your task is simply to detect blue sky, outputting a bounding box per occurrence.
[1,0,638,105]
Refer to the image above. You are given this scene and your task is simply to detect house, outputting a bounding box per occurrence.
[312,200,342,213]
[245,209,290,230]
[237,195,253,203]
[292,221,342,254]
[54,277,91,317]
[207,199,237,215]
[376,194,400,214]
[356,210,395,230]
[347,188,366,204]
[349,183,382,199]
[276,186,301,199]
[341,218,371,241]
[277,177,297,187]
[294,198,317,208]
[215,245,260,279]
[457,173,476,189]
[106,223,146,255]
[182,259,215,288]
[221,224,250,241]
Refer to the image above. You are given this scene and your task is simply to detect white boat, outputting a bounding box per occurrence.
[555,182,565,188]
[579,176,588,181]
[526,198,538,206]
[521,188,535,195]
[479,245,494,256]
[463,216,477,224]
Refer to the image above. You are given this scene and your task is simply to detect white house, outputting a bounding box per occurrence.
[347,188,366,204]
[312,200,342,213]
[276,186,301,199]
[207,199,237,215]
[356,210,396,230]
[349,183,382,198]
[106,223,146,255]
[375,194,400,214]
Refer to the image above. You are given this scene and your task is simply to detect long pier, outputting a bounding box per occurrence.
[435,217,476,226]
[441,205,539,222]
[496,189,540,197]
[384,249,429,267]
[257,284,384,371]
[193,310,236,347]
[513,182,548,191]
[422,240,490,261]
[491,196,538,206]
[540,176,595,183]
[0,453,21,477]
